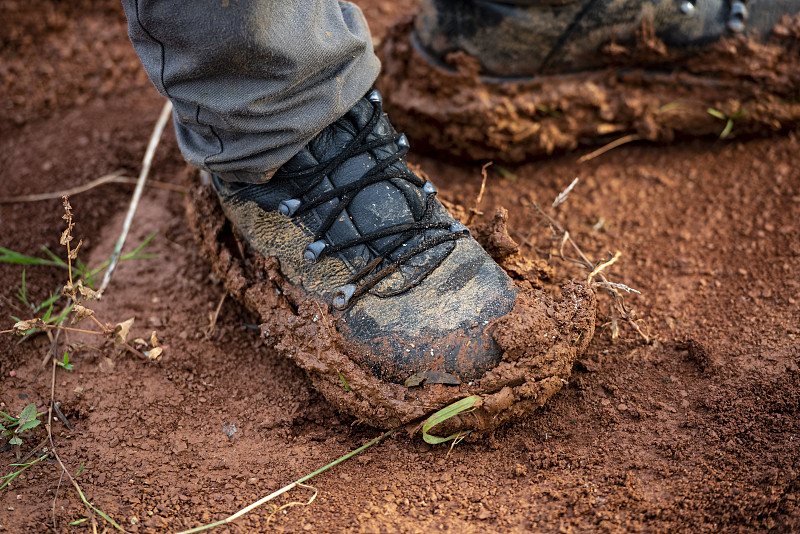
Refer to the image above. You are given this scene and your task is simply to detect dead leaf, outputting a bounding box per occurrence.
[146,347,163,362]
[404,370,462,388]
[113,318,135,346]
[68,239,83,260]
[150,330,159,348]
[71,304,94,325]
[62,281,74,297]
[59,228,72,245]
[75,280,102,301]
[13,318,44,334]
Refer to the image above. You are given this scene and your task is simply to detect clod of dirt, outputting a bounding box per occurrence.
[186,177,596,435]
[377,16,800,162]
[472,207,555,290]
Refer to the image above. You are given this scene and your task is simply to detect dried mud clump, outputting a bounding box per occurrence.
[377,17,800,162]
[473,207,555,290]
[186,180,596,435]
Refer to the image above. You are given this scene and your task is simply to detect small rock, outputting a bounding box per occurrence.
[477,506,492,520]
[513,463,528,477]
[144,515,168,528]
[222,423,237,438]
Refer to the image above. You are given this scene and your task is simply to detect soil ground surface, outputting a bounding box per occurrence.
[1,1,799,533]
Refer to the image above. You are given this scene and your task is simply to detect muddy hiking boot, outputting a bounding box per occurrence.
[211,90,518,383]
[378,0,800,161]
[188,90,596,432]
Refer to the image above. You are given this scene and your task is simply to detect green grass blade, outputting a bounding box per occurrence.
[70,466,127,532]
[337,371,352,392]
[48,303,74,326]
[0,454,47,491]
[87,231,158,279]
[125,231,157,258]
[41,301,54,323]
[40,246,66,266]
[0,247,62,267]
[16,268,28,307]
[422,395,480,445]
[720,119,734,139]
[707,107,726,120]
[34,291,61,315]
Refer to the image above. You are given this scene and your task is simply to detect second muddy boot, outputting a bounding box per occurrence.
[210,90,519,384]
[379,0,800,161]
[414,0,800,77]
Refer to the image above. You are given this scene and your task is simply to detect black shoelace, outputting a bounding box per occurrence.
[275,91,469,310]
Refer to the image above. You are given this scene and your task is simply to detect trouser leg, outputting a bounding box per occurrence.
[121,0,381,183]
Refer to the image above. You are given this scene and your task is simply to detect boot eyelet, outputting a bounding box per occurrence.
[450,221,470,235]
[333,284,357,309]
[304,240,327,263]
[728,1,748,32]
[278,198,301,217]
[397,133,410,149]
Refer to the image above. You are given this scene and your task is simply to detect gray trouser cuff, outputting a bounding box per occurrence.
[122,0,381,183]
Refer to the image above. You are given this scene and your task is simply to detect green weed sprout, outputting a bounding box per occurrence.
[0,404,42,448]
[56,351,73,371]
[707,108,747,139]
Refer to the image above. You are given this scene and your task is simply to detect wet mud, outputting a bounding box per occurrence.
[378,16,800,161]
[2,1,800,532]
[186,179,596,434]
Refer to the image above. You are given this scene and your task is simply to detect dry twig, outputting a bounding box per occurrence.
[204,293,227,340]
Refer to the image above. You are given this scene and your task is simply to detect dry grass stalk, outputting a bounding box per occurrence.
[533,180,651,343]
[0,171,186,204]
[577,134,642,163]
[99,100,173,293]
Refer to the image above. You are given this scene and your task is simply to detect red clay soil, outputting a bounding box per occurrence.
[1,1,799,533]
